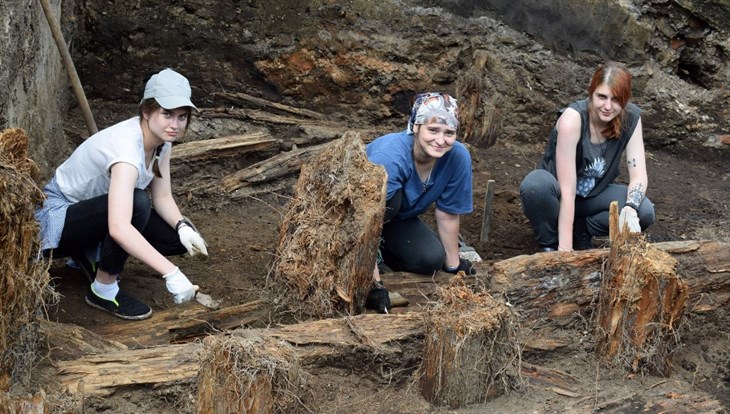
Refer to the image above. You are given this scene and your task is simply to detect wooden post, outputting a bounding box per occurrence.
[480,179,495,243]
[269,132,387,318]
[39,0,97,135]
[608,201,619,242]
[596,202,688,376]
[420,277,522,407]
[196,331,303,414]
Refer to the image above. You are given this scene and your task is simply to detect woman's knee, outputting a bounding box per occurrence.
[520,170,557,201]
[409,248,445,274]
[130,189,152,228]
[639,198,656,229]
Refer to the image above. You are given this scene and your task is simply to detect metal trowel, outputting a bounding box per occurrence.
[194,292,222,309]
[458,233,483,263]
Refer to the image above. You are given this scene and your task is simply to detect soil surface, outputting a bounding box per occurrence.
[42,100,730,413]
[35,1,730,413]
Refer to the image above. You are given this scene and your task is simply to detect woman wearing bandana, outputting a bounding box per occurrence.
[520,62,655,252]
[364,92,474,313]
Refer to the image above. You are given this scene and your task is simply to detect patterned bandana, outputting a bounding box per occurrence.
[407,92,459,134]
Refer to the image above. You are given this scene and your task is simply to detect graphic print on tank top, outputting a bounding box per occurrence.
[576,146,606,197]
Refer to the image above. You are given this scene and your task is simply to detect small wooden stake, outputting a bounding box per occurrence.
[609,201,619,242]
[480,179,496,243]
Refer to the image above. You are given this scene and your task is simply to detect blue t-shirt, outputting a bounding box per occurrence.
[366,130,473,219]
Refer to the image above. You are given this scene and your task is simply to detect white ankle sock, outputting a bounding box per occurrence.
[92,280,120,300]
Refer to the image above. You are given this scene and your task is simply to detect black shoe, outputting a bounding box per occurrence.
[573,218,594,250]
[85,287,153,320]
[72,250,98,283]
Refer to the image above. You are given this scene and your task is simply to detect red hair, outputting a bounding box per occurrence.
[588,61,632,139]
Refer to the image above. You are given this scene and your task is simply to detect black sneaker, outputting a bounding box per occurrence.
[573,218,594,250]
[85,287,153,320]
[72,250,98,283]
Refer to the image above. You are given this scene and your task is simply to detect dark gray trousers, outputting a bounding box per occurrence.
[520,169,655,248]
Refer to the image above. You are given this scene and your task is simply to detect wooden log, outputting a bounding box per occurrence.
[200,107,329,126]
[269,132,387,317]
[419,277,521,408]
[49,240,725,354]
[196,331,303,414]
[88,300,264,348]
[171,131,278,162]
[56,313,568,397]
[56,343,202,396]
[211,91,326,120]
[488,240,729,323]
[196,141,329,195]
[596,202,687,376]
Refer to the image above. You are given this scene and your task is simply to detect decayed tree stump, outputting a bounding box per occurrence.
[0,390,46,414]
[269,131,387,318]
[596,202,688,376]
[420,275,522,408]
[0,128,52,391]
[196,331,304,414]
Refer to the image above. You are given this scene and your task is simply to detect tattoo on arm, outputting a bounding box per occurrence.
[627,183,645,207]
[628,158,637,167]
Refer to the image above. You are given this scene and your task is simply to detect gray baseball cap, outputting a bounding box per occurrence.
[142,68,197,110]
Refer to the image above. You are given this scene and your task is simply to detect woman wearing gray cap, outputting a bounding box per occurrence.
[36,68,208,320]
[364,92,475,313]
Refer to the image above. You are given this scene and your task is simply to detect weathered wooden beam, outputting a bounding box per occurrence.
[87,300,264,347]
[488,240,729,322]
[171,131,278,162]
[213,142,330,193]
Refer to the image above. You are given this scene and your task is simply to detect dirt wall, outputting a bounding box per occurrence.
[0,0,77,179]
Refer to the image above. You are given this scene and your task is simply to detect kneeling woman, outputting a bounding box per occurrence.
[365,92,475,313]
[36,68,208,320]
[520,61,655,252]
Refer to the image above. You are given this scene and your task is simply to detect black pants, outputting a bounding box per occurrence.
[48,188,186,274]
[379,189,445,274]
[519,169,656,247]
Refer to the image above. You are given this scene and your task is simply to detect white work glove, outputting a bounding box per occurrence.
[177,221,209,260]
[163,267,199,304]
[619,206,641,233]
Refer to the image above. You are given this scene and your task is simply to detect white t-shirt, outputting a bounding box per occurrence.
[55,117,170,202]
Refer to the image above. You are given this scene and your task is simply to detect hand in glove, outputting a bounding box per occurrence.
[163,267,199,304]
[443,258,476,275]
[177,218,209,260]
[619,206,641,233]
[365,280,391,314]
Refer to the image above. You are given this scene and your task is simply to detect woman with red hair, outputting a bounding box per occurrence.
[520,61,655,251]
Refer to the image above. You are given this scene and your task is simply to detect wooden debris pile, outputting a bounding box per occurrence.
[0,128,53,391]
[269,131,387,318]
[420,274,523,408]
